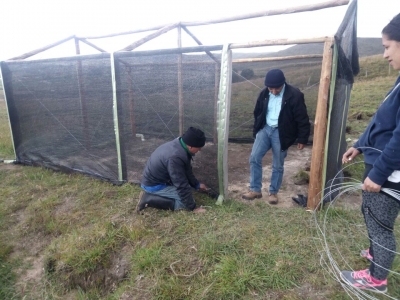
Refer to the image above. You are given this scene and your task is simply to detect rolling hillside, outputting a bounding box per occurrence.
[232,37,383,59]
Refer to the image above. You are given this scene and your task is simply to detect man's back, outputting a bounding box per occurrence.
[141,138,186,187]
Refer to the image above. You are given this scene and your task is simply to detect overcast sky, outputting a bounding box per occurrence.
[0,0,399,60]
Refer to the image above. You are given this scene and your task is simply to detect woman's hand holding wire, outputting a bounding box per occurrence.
[362,177,381,193]
[342,147,360,164]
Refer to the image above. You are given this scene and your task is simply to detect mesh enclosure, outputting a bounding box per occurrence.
[0,1,359,202]
[324,0,359,200]
[1,54,119,180]
[1,50,221,192]
[229,56,322,142]
[113,51,220,191]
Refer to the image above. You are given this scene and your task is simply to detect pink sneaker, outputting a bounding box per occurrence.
[360,248,373,261]
[340,269,387,293]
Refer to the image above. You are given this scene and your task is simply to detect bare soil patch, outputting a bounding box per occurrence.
[0,159,21,169]
[227,142,362,209]
[227,143,312,208]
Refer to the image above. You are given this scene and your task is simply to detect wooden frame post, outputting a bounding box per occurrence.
[177,25,184,135]
[127,67,136,135]
[74,37,90,149]
[213,64,220,143]
[307,37,334,210]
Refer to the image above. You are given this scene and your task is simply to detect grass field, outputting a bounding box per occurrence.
[0,55,400,299]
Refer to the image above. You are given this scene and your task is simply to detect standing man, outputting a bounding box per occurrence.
[137,127,208,213]
[242,69,310,204]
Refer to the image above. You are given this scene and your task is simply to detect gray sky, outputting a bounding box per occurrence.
[0,0,399,60]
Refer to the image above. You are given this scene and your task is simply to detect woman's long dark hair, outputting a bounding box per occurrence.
[382,13,400,41]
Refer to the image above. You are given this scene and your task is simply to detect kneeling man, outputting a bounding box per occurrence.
[137,127,208,213]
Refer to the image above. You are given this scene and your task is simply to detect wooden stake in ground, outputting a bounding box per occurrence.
[307,37,334,210]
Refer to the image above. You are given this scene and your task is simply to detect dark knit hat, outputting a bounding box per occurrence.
[182,127,206,148]
[264,69,286,88]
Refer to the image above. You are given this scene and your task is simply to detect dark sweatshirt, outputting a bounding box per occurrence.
[141,138,199,210]
[354,76,400,186]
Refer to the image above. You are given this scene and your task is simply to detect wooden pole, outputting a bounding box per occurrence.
[127,67,136,135]
[307,37,334,210]
[180,0,349,27]
[8,0,348,60]
[9,35,76,60]
[74,37,90,149]
[74,37,80,55]
[214,64,220,144]
[119,23,179,52]
[116,54,321,68]
[116,45,223,58]
[233,54,323,63]
[79,0,349,39]
[106,37,326,58]
[177,25,184,136]
[230,37,328,49]
[181,26,220,64]
[77,38,107,53]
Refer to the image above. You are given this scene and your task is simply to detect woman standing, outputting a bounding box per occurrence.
[340,13,400,293]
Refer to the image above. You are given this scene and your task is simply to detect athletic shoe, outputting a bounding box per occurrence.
[360,248,373,261]
[340,269,387,293]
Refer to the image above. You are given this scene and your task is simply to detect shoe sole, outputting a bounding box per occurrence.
[339,272,387,294]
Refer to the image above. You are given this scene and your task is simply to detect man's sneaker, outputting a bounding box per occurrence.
[242,191,262,200]
[268,193,279,205]
[340,269,387,293]
[360,248,373,261]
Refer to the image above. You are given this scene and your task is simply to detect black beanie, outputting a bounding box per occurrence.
[182,127,206,148]
[264,69,286,88]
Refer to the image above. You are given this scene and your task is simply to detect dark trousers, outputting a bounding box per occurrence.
[362,190,400,279]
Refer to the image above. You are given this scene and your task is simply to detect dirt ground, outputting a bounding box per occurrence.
[226,142,312,208]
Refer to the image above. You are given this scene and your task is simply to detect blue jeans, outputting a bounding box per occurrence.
[249,125,287,194]
[148,186,187,210]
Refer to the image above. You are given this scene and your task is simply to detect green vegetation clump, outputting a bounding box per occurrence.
[293,169,309,185]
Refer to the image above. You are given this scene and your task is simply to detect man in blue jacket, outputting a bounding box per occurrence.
[242,69,310,204]
[137,127,208,213]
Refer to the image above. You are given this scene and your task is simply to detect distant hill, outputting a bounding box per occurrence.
[233,37,382,59]
[356,38,383,56]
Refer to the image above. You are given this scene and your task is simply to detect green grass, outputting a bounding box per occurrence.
[0,100,14,160]
[0,242,16,300]
[346,76,396,140]
[1,56,400,299]
[0,163,364,299]
[342,55,399,181]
